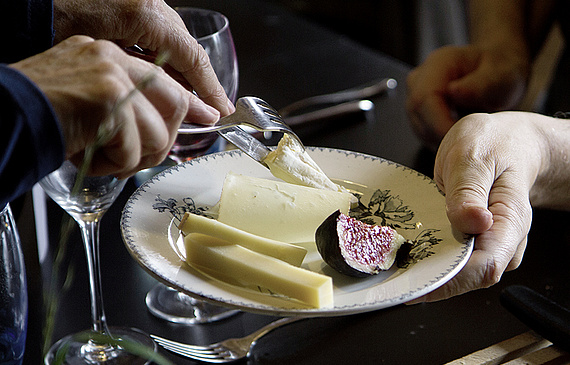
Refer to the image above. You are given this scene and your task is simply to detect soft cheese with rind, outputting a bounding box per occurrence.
[263,134,347,193]
[217,172,353,243]
[185,233,334,308]
[178,212,306,266]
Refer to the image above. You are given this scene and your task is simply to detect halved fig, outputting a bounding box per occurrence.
[315,210,406,277]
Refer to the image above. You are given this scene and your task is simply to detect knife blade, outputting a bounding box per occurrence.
[217,126,271,168]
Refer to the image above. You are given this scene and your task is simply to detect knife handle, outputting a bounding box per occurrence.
[500,285,570,352]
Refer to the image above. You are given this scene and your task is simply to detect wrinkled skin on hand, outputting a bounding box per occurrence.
[407,112,570,303]
[53,0,234,117]
[11,36,220,178]
[406,45,529,150]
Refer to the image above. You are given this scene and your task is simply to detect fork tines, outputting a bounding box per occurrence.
[151,335,234,362]
[253,97,282,120]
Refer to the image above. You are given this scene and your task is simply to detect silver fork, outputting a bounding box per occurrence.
[178,96,303,168]
[178,96,301,144]
[151,316,305,363]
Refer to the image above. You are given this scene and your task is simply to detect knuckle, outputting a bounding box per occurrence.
[495,199,533,237]
[93,64,130,100]
[84,39,122,58]
[480,258,502,288]
[146,132,170,156]
[191,44,213,72]
[64,35,95,45]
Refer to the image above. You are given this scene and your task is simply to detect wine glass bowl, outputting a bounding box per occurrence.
[40,161,155,364]
[145,7,240,324]
[169,7,239,164]
[40,161,126,220]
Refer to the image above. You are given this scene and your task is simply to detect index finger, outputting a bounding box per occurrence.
[163,9,235,116]
[130,3,235,117]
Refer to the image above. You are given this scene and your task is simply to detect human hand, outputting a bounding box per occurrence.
[406,45,529,150]
[53,0,234,117]
[11,35,219,178]
[408,112,549,303]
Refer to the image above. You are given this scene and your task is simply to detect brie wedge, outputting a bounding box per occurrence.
[263,134,347,193]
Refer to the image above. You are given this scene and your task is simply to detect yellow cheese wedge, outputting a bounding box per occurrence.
[178,212,306,266]
[185,233,334,308]
[217,172,353,243]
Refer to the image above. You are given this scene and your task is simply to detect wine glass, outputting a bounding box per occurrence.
[169,7,239,163]
[144,7,240,324]
[41,161,156,364]
[0,204,27,365]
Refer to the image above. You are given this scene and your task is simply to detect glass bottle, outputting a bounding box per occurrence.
[0,204,27,365]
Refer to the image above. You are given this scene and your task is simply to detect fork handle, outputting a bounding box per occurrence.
[177,121,231,134]
[249,317,306,345]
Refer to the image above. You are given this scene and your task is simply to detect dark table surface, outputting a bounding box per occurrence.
[29,1,570,364]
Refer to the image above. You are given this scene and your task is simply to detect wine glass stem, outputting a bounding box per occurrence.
[78,217,111,336]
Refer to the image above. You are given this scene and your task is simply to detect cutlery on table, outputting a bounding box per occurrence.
[278,77,396,116]
[152,316,305,363]
[278,77,396,127]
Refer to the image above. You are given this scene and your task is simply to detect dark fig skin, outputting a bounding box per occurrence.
[315,210,370,278]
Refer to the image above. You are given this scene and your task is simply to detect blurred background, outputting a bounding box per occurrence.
[266,0,568,114]
[267,0,468,67]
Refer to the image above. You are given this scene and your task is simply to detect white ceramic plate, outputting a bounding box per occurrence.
[121,148,473,316]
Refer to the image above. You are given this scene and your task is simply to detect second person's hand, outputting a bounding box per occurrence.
[406,44,529,150]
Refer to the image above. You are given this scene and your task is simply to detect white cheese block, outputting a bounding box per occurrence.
[217,172,353,243]
[178,212,306,266]
[185,233,334,308]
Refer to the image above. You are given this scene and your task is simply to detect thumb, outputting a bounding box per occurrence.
[446,191,494,235]
[435,134,495,235]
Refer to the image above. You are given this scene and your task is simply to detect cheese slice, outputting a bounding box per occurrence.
[185,233,333,308]
[178,212,306,266]
[217,172,353,243]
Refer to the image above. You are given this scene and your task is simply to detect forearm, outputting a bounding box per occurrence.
[530,115,570,210]
[469,0,557,58]
[467,0,531,94]
[469,0,528,51]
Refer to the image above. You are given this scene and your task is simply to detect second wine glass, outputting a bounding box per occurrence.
[41,161,156,364]
[145,7,240,324]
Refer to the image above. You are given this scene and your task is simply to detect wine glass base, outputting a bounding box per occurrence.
[44,327,156,365]
[146,283,239,324]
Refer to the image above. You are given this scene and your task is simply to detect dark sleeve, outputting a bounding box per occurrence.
[0,65,65,208]
[0,0,54,63]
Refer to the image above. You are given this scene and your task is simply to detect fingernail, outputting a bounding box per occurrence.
[227,98,236,113]
[196,102,220,123]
